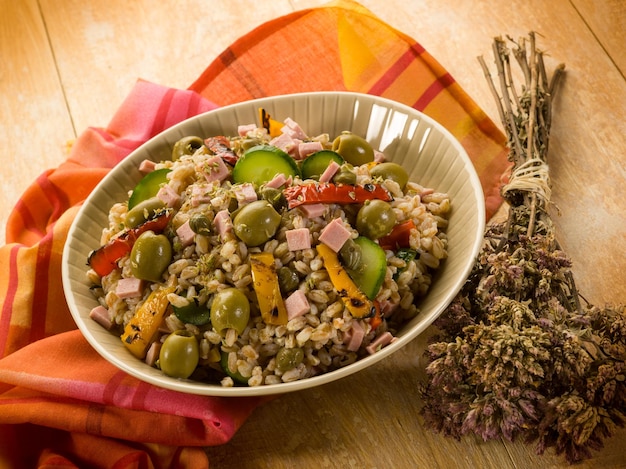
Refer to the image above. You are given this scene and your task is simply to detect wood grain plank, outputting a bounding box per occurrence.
[571,0,626,76]
[207,334,626,468]
[38,0,294,134]
[0,0,75,245]
[207,338,525,469]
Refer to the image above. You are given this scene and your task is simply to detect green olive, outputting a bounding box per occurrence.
[172,136,204,161]
[259,187,287,212]
[227,196,239,213]
[233,200,282,247]
[210,288,251,334]
[356,200,397,240]
[126,196,166,228]
[275,347,304,372]
[130,230,172,282]
[370,162,409,190]
[159,330,199,379]
[332,132,374,166]
[277,266,299,294]
[339,238,362,271]
[189,213,212,236]
[332,163,357,185]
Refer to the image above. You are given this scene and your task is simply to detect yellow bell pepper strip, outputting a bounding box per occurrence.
[249,252,289,325]
[316,244,375,319]
[121,285,175,359]
[259,108,284,138]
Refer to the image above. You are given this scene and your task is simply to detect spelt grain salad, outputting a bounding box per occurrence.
[86,110,451,387]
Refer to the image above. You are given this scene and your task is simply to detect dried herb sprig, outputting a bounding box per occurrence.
[420,33,625,464]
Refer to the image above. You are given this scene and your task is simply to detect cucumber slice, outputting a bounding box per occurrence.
[300,150,344,180]
[128,168,171,209]
[232,145,300,186]
[346,236,387,300]
[220,351,249,385]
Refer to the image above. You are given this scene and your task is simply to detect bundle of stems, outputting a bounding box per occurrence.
[420,33,625,464]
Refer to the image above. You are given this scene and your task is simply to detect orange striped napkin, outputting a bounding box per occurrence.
[0,1,509,467]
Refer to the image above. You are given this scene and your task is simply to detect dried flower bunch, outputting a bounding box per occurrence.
[420,33,625,464]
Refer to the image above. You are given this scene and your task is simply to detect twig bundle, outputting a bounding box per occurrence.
[420,33,625,464]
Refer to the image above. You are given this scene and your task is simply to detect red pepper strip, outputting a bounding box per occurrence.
[284,183,392,209]
[205,136,238,166]
[88,212,172,277]
[378,219,416,251]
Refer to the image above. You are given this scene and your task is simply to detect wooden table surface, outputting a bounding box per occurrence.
[2,0,625,467]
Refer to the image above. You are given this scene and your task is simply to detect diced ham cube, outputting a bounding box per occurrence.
[270,132,297,154]
[214,210,233,237]
[115,278,145,299]
[145,341,162,366]
[379,298,399,317]
[157,184,181,208]
[233,183,258,205]
[318,218,352,252]
[191,183,215,207]
[298,141,323,159]
[291,140,307,160]
[345,320,366,352]
[138,159,157,173]
[282,117,308,140]
[286,228,311,251]
[89,305,113,330]
[176,220,196,247]
[374,150,386,163]
[318,160,340,183]
[366,332,395,354]
[299,203,327,218]
[265,173,291,189]
[201,155,230,182]
[237,123,257,137]
[285,290,311,321]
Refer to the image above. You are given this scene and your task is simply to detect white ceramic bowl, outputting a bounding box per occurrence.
[62,91,485,396]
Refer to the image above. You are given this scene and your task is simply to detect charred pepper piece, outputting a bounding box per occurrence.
[284,183,392,209]
[316,243,375,319]
[249,252,288,325]
[88,211,172,277]
[121,285,175,359]
[205,135,238,166]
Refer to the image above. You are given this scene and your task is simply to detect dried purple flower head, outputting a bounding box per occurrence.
[420,33,625,465]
